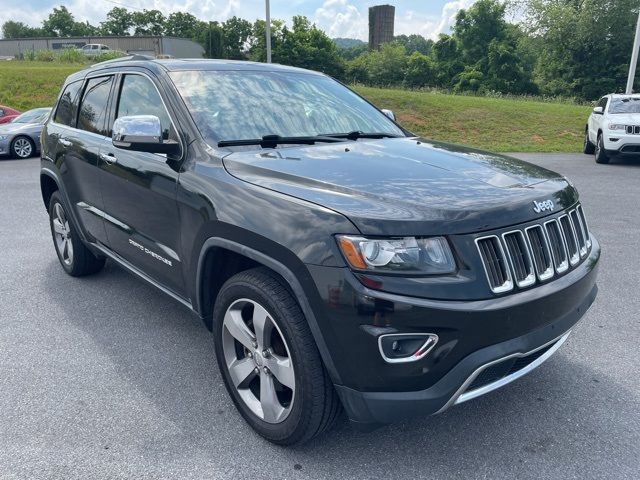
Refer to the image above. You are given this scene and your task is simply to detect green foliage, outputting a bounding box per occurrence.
[404,52,436,88]
[93,51,127,63]
[522,0,640,99]
[99,7,132,36]
[2,20,44,39]
[222,16,253,60]
[132,10,166,36]
[394,34,433,56]
[58,47,85,63]
[35,50,55,62]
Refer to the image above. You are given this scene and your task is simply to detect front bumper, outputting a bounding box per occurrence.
[603,132,640,154]
[305,236,600,428]
[0,139,9,155]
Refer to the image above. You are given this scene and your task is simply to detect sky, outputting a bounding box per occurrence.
[0,0,479,40]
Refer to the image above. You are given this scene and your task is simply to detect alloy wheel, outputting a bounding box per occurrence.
[52,203,74,266]
[13,138,33,158]
[222,298,295,424]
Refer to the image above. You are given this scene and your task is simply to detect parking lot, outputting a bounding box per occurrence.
[0,153,639,479]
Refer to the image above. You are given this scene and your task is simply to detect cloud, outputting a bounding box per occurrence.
[313,0,366,39]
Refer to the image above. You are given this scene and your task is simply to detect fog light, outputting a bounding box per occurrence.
[378,333,438,364]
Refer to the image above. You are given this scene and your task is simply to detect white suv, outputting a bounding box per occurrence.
[585,94,640,163]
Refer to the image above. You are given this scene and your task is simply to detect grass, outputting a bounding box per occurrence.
[0,61,82,111]
[0,61,591,152]
[354,86,591,152]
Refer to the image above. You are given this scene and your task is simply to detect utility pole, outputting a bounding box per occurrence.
[626,9,640,94]
[265,0,272,63]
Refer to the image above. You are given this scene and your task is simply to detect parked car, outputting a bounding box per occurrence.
[78,44,111,57]
[41,59,599,445]
[584,93,640,163]
[0,105,21,124]
[0,107,51,158]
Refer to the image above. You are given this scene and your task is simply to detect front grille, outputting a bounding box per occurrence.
[476,236,513,293]
[625,125,640,134]
[476,204,591,293]
[466,342,555,392]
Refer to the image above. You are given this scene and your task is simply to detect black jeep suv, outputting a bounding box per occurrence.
[41,57,600,445]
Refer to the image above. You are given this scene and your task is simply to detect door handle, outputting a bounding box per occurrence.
[99,152,117,165]
[59,138,72,147]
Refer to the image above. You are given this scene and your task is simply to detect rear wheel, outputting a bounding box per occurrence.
[48,191,105,276]
[213,268,341,445]
[595,132,610,164]
[583,128,595,154]
[11,136,34,159]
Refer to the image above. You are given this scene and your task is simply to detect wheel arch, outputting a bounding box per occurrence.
[195,236,342,385]
[40,171,59,210]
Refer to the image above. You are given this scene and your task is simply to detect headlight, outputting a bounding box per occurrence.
[609,124,626,131]
[0,135,8,141]
[336,235,456,274]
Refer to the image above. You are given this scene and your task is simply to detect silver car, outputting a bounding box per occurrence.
[0,107,51,159]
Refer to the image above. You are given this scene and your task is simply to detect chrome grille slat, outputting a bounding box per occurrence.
[525,225,554,281]
[559,214,580,266]
[502,231,535,287]
[476,236,513,294]
[476,204,591,293]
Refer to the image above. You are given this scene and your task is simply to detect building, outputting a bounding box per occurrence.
[368,4,395,49]
[0,36,204,59]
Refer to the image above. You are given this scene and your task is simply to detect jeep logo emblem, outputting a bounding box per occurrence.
[533,199,554,213]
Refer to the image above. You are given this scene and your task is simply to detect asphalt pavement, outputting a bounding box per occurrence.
[0,153,638,479]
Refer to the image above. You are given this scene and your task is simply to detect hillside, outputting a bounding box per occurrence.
[0,61,589,152]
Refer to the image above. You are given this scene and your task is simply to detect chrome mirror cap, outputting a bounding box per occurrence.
[112,115,162,144]
[381,109,396,121]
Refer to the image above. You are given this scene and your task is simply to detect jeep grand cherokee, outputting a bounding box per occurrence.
[40,57,600,445]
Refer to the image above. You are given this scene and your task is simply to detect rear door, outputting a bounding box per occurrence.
[52,75,114,245]
[99,71,186,296]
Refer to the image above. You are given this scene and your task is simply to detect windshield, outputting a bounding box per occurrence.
[12,108,50,124]
[608,97,640,114]
[169,70,405,145]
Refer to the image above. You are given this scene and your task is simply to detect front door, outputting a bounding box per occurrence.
[99,72,185,296]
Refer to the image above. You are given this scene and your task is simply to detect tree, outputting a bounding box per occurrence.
[222,16,253,59]
[433,34,464,87]
[132,9,165,36]
[521,0,640,98]
[42,6,77,37]
[358,42,408,87]
[165,12,201,39]
[404,52,436,88]
[394,34,433,56]
[1,21,43,39]
[454,0,507,67]
[100,7,133,36]
[273,16,344,78]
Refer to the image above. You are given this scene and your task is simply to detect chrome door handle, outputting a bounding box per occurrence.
[59,138,72,147]
[99,152,117,164]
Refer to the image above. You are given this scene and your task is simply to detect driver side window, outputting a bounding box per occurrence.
[598,97,608,111]
[115,74,172,140]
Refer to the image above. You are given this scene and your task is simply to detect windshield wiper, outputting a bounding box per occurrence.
[321,131,403,140]
[218,134,345,148]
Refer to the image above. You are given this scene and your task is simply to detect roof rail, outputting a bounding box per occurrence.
[90,54,154,68]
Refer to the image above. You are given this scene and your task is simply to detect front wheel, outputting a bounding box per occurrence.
[213,268,341,445]
[11,136,35,159]
[595,133,610,164]
[48,191,106,276]
[583,128,595,154]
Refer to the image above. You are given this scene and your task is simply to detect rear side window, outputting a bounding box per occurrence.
[53,80,82,126]
[78,76,114,136]
[116,74,172,140]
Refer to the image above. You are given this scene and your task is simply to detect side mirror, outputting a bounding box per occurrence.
[112,115,180,155]
[381,109,396,121]
[592,106,604,115]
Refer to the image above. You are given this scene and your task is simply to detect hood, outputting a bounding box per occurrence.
[222,137,578,236]
[0,122,39,134]
[606,113,640,124]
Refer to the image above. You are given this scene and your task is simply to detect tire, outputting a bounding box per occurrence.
[594,132,610,164]
[11,136,35,159]
[48,191,106,276]
[213,267,341,445]
[583,128,595,154]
